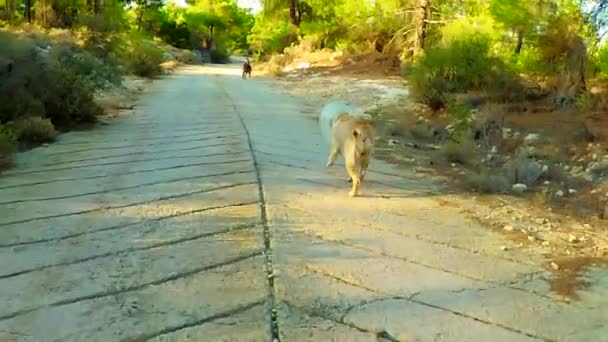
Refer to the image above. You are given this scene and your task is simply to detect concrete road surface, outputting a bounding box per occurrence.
[0,64,606,342]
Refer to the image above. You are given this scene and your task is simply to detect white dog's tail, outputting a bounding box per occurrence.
[319,100,367,143]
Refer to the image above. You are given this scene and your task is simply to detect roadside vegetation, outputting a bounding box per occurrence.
[0,0,253,169]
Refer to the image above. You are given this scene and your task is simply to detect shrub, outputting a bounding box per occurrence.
[14,117,58,144]
[0,31,104,129]
[408,16,522,107]
[248,19,298,56]
[440,136,479,166]
[465,168,511,193]
[43,59,104,127]
[210,46,230,63]
[122,35,164,77]
[0,124,16,170]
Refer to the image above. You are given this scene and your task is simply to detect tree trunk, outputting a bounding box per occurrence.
[205,25,215,51]
[514,30,524,55]
[289,0,300,26]
[94,0,101,14]
[413,0,430,56]
[136,0,144,31]
[553,36,587,106]
[24,0,32,23]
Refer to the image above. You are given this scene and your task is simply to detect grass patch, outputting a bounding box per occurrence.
[440,137,479,166]
[464,168,512,193]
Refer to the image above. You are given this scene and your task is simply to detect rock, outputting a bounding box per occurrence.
[527,235,537,242]
[500,245,509,251]
[490,146,498,154]
[555,190,565,198]
[503,225,515,232]
[589,160,608,173]
[568,234,579,243]
[512,183,528,193]
[502,128,513,139]
[550,262,560,270]
[514,159,543,186]
[387,139,399,146]
[296,62,311,69]
[524,133,541,144]
[568,189,577,195]
[542,164,549,174]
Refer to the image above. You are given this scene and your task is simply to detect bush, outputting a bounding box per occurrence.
[210,46,230,63]
[0,31,104,129]
[248,19,298,56]
[440,136,479,166]
[14,117,58,144]
[465,168,511,193]
[0,124,16,170]
[122,35,164,77]
[43,59,104,127]
[408,16,522,107]
[53,43,122,89]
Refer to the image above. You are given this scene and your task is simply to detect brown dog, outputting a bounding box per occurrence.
[320,101,375,197]
[242,58,252,79]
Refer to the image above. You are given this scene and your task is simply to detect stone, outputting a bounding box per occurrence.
[542,165,549,174]
[524,133,541,144]
[512,183,528,193]
[514,159,543,186]
[550,262,560,270]
[568,234,579,243]
[503,225,515,232]
[568,189,577,195]
[555,190,565,198]
[297,62,311,69]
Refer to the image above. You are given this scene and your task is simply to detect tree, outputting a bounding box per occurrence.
[413,0,430,56]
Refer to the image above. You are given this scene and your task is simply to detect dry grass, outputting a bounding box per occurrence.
[464,168,511,193]
[440,137,479,166]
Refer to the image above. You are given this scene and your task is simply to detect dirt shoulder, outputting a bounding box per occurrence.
[264,66,608,300]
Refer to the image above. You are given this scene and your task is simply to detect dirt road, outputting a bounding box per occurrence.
[0,64,606,342]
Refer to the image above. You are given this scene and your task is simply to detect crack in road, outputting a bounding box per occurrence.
[222,86,282,341]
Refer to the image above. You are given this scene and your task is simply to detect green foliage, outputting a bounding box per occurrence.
[248,18,297,56]
[594,42,608,78]
[120,34,164,77]
[0,123,16,170]
[409,15,524,108]
[0,31,103,129]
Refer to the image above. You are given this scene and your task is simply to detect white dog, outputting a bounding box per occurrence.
[319,100,375,196]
